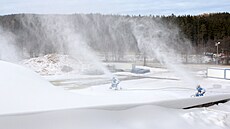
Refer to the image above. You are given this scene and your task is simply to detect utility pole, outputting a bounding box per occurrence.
[215,42,220,64]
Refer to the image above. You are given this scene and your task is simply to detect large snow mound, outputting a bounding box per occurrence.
[21,54,83,75]
[21,54,105,76]
[1,60,230,116]
[1,105,229,129]
[1,60,230,129]
[0,60,81,114]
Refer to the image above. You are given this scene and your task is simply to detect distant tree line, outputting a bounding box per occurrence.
[0,13,229,59]
[160,12,230,54]
[0,14,140,60]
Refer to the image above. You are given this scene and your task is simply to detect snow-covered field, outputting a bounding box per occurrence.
[1,55,230,129]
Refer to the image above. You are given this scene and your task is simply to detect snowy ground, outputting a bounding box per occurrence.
[1,57,230,129]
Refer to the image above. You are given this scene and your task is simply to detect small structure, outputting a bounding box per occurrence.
[131,64,150,74]
[207,67,230,79]
[106,63,133,72]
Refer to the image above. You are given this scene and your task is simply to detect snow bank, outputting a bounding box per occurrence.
[0,60,113,115]
[0,61,188,115]
[1,60,230,129]
[21,54,83,75]
[21,54,105,76]
[0,105,228,129]
[0,60,80,114]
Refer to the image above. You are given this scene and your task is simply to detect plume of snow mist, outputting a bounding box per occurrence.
[130,17,197,87]
[0,26,20,62]
[24,15,113,78]
[66,34,113,78]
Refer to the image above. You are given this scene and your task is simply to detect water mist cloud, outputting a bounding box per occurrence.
[1,14,200,83]
[20,14,113,77]
[0,26,20,62]
[130,17,197,86]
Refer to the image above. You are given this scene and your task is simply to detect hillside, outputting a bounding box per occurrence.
[0,13,229,61]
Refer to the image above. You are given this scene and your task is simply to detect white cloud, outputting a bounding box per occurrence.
[0,0,229,15]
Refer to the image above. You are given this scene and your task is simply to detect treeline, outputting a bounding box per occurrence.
[0,14,140,59]
[161,12,230,54]
[0,13,229,59]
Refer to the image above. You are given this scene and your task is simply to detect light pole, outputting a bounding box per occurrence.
[215,42,220,55]
[215,42,220,64]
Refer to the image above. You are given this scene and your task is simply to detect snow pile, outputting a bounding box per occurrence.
[183,108,230,128]
[0,60,80,115]
[1,60,230,129]
[21,54,96,75]
[0,105,229,129]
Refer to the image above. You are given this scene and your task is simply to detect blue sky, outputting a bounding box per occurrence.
[0,0,229,16]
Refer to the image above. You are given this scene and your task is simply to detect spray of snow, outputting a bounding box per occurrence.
[130,17,197,87]
[1,14,203,83]
[20,15,113,78]
[63,29,113,78]
[0,26,20,62]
